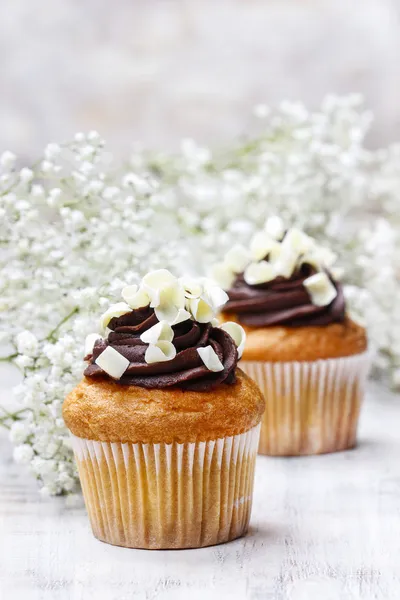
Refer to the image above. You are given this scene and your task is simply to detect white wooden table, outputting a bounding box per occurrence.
[1,367,400,600]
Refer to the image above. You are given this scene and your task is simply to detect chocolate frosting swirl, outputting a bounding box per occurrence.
[224,265,345,327]
[84,306,238,391]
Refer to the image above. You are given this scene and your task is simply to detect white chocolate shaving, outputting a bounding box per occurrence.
[142,269,182,309]
[209,262,235,290]
[303,272,337,306]
[244,261,275,285]
[170,308,192,325]
[220,322,246,358]
[249,231,277,261]
[95,346,130,379]
[189,296,215,323]
[206,286,229,310]
[197,345,224,372]
[319,247,338,268]
[121,285,150,309]
[142,269,176,290]
[331,266,344,281]
[145,341,176,364]
[179,277,203,299]
[84,333,101,356]
[298,251,322,272]
[270,245,299,278]
[264,216,285,240]
[99,302,131,333]
[283,228,315,255]
[140,320,174,344]
[224,244,252,274]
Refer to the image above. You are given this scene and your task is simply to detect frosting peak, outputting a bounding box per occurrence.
[84,271,246,391]
[213,218,346,328]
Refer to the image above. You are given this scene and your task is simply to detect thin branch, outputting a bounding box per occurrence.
[45,306,79,342]
[0,352,18,362]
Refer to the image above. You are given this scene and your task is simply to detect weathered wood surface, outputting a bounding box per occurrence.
[1,374,400,599]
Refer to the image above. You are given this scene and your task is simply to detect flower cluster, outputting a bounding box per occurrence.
[1,95,399,495]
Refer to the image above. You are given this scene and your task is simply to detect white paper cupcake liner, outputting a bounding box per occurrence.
[241,352,370,456]
[72,423,261,549]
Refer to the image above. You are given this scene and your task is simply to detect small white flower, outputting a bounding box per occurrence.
[253,104,270,119]
[19,168,34,183]
[9,421,29,444]
[41,160,54,173]
[13,444,34,464]
[44,143,61,160]
[16,331,38,357]
[0,150,16,169]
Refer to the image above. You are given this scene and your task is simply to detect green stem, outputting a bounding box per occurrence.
[46,306,79,342]
[0,407,32,429]
[0,352,18,362]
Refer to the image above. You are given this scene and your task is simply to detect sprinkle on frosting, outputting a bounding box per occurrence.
[213,217,346,327]
[84,270,246,390]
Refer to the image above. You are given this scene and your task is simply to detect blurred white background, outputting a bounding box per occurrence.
[1,0,400,158]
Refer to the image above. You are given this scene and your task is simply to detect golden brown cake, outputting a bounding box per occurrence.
[220,316,367,362]
[211,218,370,456]
[64,369,264,444]
[63,270,265,549]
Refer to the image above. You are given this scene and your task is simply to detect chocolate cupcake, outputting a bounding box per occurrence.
[212,218,369,456]
[63,270,264,549]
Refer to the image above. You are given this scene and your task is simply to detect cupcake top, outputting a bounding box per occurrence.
[212,217,345,328]
[83,270,246,392]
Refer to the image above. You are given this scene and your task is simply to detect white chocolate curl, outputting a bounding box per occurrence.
[197,345,224,372]
[140,320,174,344]
[244,261,275,285]
[209,262,235,290]
[99,302,131,333]
[206,285,229,310]
[145,341,177,364]
[121,284,150,309]
[264,216,285,240]
[303,272,337,306]
[224,244,252,274]
[269,244,299,278]
[189,296,215,323]
[95,346,130,379]
[249,231,279,261]
[84,333,101,356]
[219,322,246,359]
[283,228,315,255]
[179,277,203,299]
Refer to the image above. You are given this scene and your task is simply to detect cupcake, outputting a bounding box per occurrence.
[212,217,369,457]
[63,270,264,549]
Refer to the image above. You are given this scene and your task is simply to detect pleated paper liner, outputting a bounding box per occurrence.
[241,352,370,456]
[72,423,261,549]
